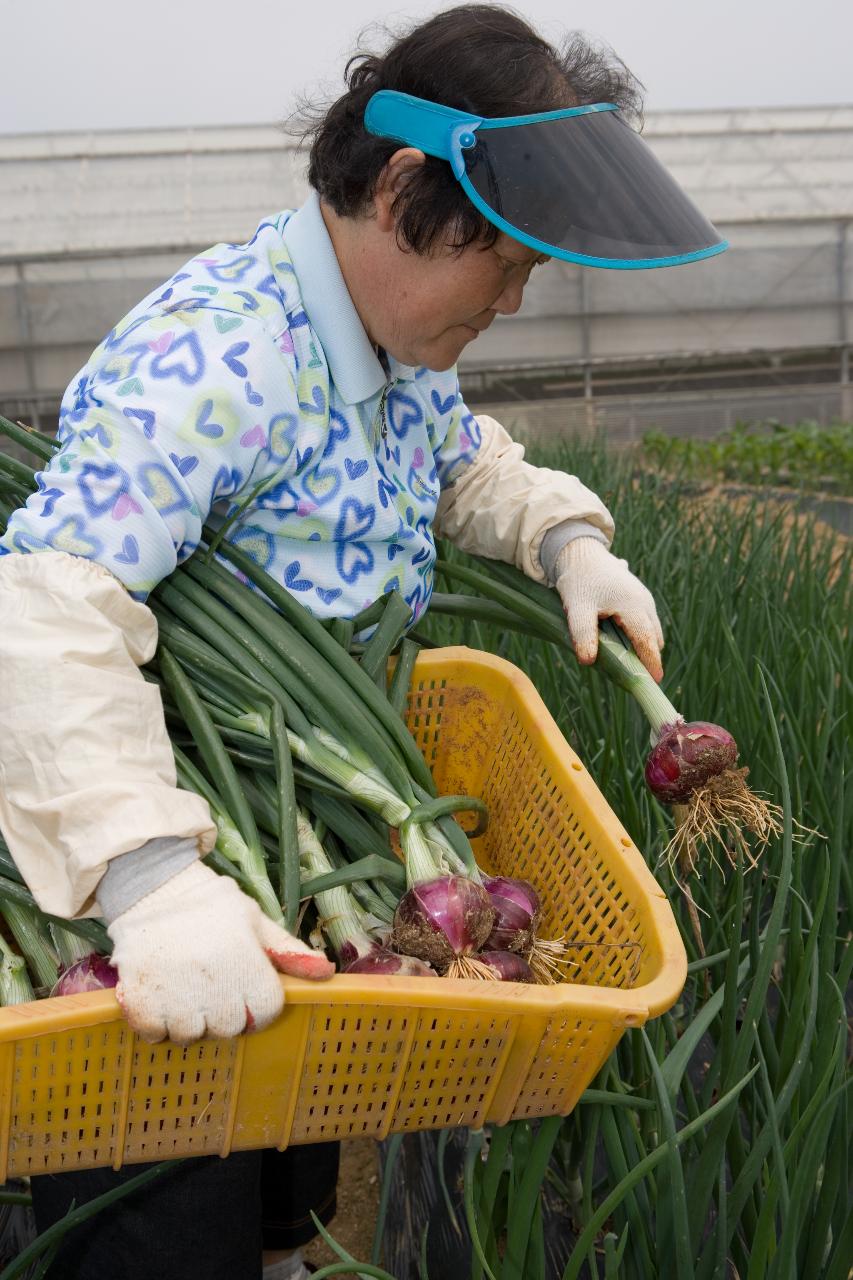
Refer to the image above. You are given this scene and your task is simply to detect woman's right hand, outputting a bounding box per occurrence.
[106,861,334,1045]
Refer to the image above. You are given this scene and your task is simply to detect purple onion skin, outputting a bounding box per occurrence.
[338,938,368,970]
[645,719,738,805]
[52,954,118,997]
[342,946,435,977]
[391,876,496,972]
[481,951,536,983]
[483,877,541,954]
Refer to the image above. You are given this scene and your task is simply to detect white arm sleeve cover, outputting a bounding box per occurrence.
[433,415,615,582]
[0,551,216,918]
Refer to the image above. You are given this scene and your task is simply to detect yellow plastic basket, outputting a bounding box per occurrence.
[0,646,685,1178]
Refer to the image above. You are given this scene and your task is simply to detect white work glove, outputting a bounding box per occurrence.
[554,538,665,682]
[106,861,334,1045]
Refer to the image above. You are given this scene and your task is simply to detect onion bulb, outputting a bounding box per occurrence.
[483,877,541,954]
[645,720,738,805]
[51,954,117,997]
[340,940,435,976]
[391,876,496,978]
[480,950,535,982]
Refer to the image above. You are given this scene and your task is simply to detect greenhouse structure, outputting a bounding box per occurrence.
[1,102,851,440]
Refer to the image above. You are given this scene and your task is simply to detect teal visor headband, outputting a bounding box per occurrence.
[364,90,727,270]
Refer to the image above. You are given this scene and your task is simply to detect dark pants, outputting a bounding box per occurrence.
[30,1143,340,1280]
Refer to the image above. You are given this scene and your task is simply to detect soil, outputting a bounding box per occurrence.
[684,480,850,544]
[303,1139,382,1276]
[680,481,851,592]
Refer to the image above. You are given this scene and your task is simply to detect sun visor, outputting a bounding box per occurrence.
[365,92,728,270]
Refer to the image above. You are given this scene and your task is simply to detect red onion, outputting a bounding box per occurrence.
[483,877,541,954]
[589,624,780,882]
[341,943,435,977]
[51,953,117,997]
[645,720,738,804]
[480,951,536,983]
[391,876,496,976]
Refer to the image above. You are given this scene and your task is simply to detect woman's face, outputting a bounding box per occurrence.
[326,150,551,372]
[378,230,549,371]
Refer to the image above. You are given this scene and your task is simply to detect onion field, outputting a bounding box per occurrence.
[383,434,851,1280]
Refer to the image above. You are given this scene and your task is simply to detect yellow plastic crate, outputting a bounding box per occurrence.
[0,646,686,1178]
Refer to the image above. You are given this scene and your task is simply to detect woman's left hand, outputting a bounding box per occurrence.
[554,538,664,682]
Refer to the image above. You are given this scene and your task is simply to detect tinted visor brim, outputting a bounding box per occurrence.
[463,109,726,268]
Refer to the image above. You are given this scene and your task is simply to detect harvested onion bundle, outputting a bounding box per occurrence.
[391,876,496,979]
[482,876,570,983]
[390,794,567,982]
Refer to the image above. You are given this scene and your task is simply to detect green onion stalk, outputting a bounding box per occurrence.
[240,770,402,926]
[49,921,97,970]
[149,577,485,890]
[0,933,35,1006]
[0,901,59,990]
[159,648,286,925]
[171,742,286,923]
[161,615,473,877]
[181,638,501,927]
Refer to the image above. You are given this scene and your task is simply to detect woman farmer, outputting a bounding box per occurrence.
[0,6,724,1278]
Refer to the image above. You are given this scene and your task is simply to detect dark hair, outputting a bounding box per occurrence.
[292,4,645,256]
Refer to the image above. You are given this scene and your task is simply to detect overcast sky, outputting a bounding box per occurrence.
[2,0,851,135]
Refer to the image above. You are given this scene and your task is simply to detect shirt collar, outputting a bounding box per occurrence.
[282,190,416,405]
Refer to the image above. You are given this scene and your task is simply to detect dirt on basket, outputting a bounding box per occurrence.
[303,1138,381,1276]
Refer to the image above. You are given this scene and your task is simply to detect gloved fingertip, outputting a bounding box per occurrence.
[563,615,597,665]
[265,947,336,981]
[640,649,664,683]
[166,1031,200,1049]
[243,979,285,1033]
[133,1023,169,1045]
[115,985,163,1043]
[166,1014,210,1047]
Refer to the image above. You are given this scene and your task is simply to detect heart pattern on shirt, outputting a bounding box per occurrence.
[0,212,485,615]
